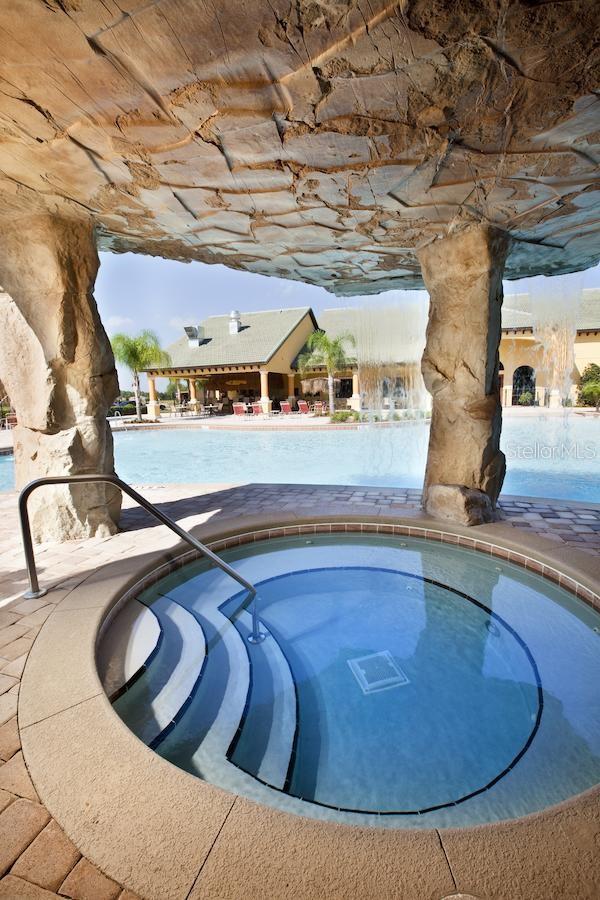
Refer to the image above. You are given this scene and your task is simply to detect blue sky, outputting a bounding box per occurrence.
[96,252,600,392]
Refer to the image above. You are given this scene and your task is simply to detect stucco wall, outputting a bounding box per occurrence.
[265,312,316,375]
[574,334,600,376]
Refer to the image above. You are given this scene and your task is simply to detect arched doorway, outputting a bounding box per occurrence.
[512,366,536,405]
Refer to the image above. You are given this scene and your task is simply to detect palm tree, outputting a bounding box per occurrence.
[298,330,355,415]
[111,330,171,421]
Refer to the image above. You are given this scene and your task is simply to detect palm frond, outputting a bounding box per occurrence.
[110,331,171,374]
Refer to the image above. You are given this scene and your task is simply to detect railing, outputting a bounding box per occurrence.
[18,474,265,642]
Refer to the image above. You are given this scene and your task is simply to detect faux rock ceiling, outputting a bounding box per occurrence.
[0,0,598,294]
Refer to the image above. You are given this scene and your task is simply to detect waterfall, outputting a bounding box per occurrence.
[509,273,583,406]
[350,291,430,419]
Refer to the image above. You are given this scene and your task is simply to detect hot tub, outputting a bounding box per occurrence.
[98,531,600,830]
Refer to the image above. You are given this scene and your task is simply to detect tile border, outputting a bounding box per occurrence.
[113,520,600,617]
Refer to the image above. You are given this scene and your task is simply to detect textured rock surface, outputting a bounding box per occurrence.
[0,214,120,542]
[425,484,495,527]
[0,1,598,294]
[419,225,509,522]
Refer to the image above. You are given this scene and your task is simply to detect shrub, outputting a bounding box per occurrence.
[578,364,600,407]
[580,380,600,411]
[518,391,533,406]
[330,410,359,423]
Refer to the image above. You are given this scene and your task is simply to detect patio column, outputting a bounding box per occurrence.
[147,376,161,418]
[287,372,295,400]
[188,378,197,402]
[417,225,510,525]
[259,368,272,414]
[0,212,121,541]
[350,369,361,411]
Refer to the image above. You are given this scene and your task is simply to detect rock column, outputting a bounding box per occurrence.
[417,225,510,525]
[0,213,121,542]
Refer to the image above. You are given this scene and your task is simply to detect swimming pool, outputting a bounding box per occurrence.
[1,413,598,502]
[98,533,600,828]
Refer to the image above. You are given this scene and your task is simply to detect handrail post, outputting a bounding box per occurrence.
[17,475,261,624]
[247,595,267,644]
[19,484,48,599]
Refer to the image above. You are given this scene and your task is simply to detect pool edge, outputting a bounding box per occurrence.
[18,511,600,900]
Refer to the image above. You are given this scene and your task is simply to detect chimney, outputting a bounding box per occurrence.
[184,325,204,347]
[229,310,242,335]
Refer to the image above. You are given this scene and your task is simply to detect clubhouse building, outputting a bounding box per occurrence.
[144,290,600,415]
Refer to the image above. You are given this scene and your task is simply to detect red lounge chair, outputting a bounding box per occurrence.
[297,400,309,414]
[233,403,246,416]
[252,402,264,416]
[280,401,292,415]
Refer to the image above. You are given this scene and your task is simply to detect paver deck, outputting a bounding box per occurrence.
[0,483,599,898]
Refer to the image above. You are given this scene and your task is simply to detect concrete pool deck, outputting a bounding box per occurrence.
[0,484,599,899]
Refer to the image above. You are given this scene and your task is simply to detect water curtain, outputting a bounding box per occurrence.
[507,273,583,406]
[350,291,430,417]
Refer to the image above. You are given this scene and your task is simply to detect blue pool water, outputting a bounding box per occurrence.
[1,413,599,502]
[100,534,600,828]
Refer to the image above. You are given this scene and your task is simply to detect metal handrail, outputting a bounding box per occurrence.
[18,475,258,617]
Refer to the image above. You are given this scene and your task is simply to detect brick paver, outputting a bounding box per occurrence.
[0,687,18,728]
[0,481,598,898]
[0,790,13,815]
[59,859,121,900]
[0,752,38,802]
[11,820,81,893]
[0,875,64,899]
[0,799,50,877]
[0,717,20,762]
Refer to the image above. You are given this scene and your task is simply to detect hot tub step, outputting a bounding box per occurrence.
[228,611,297,790]
[113,594,205,745]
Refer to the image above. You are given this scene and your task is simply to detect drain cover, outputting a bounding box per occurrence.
[347,650,409,694]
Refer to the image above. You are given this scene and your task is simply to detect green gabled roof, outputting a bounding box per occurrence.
[317,309,358,351]
[321,289,600,338]
[291,308,358,370]
[502,288,600,331]
[159,307,318,369]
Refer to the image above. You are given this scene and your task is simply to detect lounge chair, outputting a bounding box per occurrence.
[233,402,246,417]
[280,401,292,415]
[251,402,264,417]
[297,399,310,414]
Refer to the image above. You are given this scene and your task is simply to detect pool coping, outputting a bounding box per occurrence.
[18,512,600,900]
